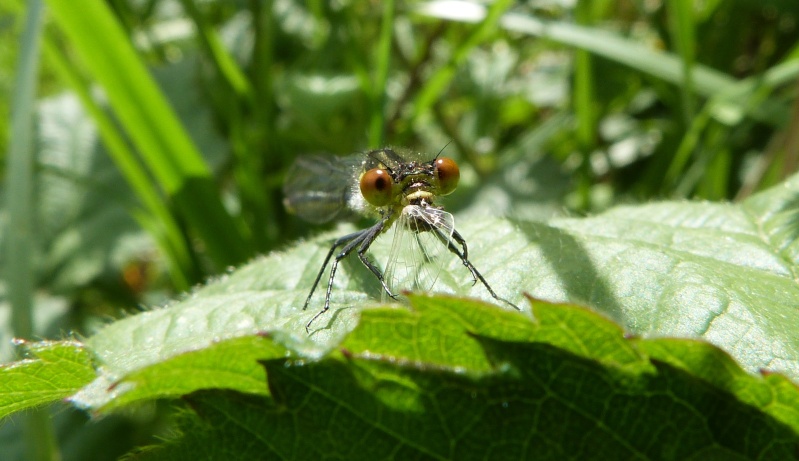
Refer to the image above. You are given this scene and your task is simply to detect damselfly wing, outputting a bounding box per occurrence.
[383,204,455,299]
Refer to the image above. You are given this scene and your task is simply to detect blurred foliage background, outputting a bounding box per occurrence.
[2,0,799,459]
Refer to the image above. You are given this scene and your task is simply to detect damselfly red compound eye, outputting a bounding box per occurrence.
[359,168,393,206]
[434,157,459,196]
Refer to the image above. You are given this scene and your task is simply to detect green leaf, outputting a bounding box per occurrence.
[342,295,643,373]
[91,335,282,411]
[534,181,799,379]
[58,170,799,416]
[0,341,95,419]
[130,298,799,460]
[7,171,799,456]
[637,338,799,432]
[69,287,366,410]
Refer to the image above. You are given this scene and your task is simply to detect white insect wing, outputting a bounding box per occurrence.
[383,205,456,299]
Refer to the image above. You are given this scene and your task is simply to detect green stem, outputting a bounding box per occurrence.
[667,0,696,125]
[368,0,395,148]
[574,0,596,210]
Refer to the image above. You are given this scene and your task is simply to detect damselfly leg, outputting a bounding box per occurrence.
[303,218,397,332]
[432,227,520,311]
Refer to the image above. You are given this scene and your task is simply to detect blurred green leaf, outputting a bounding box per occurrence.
[45,0,251,269]
[27,53,228,293]
[34,94,155,291]
[419,1,799,127]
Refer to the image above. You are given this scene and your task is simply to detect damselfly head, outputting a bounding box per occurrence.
[355,148,461,215]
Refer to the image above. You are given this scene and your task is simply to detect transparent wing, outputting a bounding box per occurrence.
[383,205,456,299]
[282,155,363,224]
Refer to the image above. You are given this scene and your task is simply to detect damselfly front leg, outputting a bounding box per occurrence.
[304,218,396,332]
[433,227,520,311]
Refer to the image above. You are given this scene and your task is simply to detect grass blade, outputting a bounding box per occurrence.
[573,0,596,210]
[5,3,59,460]
[411,0,514,122]
[667,0,697,124]
[6,0,43,344]
[41,41,196,288]
[418,2,743,111]
[45,0,252,269]
[368,0,395,148]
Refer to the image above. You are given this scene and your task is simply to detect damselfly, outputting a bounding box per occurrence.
[283,148,519,331]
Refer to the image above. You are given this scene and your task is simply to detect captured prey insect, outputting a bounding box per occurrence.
[283,147,519,331]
